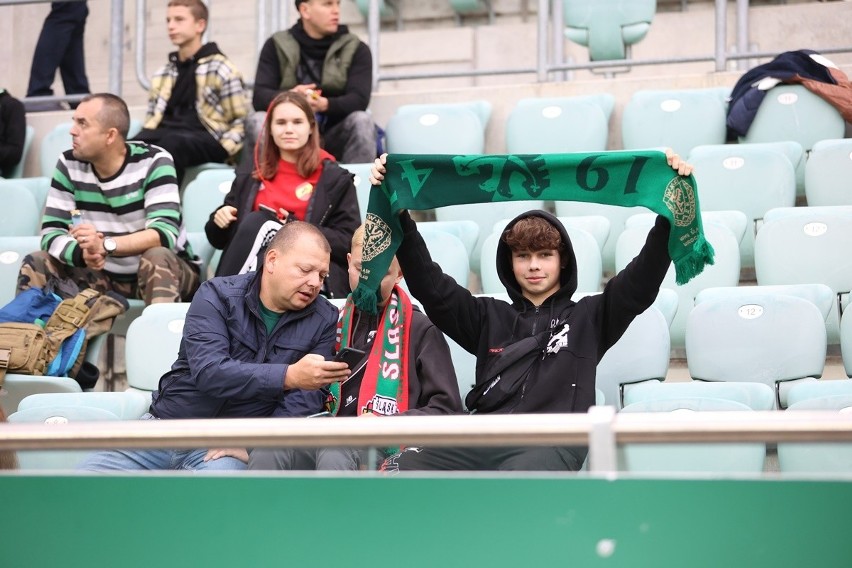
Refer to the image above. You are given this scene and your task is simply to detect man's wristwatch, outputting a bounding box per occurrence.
[103,237,117,256]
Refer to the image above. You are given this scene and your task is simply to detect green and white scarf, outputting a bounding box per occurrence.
[353,150,714,314]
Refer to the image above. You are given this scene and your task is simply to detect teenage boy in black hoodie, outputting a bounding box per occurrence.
[135,0,248,185]
[370,150,693,472]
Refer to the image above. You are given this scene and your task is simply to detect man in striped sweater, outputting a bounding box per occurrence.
[135,0,248,185]
[17,93,200,305]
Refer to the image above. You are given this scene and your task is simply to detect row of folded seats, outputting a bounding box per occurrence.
[5,285,852,473]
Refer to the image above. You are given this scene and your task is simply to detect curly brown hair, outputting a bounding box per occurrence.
[502,216,564,254]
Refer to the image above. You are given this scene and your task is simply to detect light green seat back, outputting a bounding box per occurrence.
[407,230,470,290]
[386,103,489,155]
[740,84,846,152]
[186,231,216,282]
[8,405,120,470]
[562,0,656,61]
[39,122,72,178]
[805,138,852,206]
[182,168,236,232]
[623,380,775,410]
[180,162,234,194]
[18,391,150,420]
[737,140,806,196]
[0,375,82,416]
[0,182,40,236]
[778,393,852,474]
[125,303,190,392]
[0,176,51,212]
[619,397,767,473]
[685,294,827,408]
[506,95,614,154]
[339,162,373,223]
[0,235,41,307]
[621,88,729,157]
[689,144,797,269]
[616,218,742,351]
[787,379,852,407]
[418,220,479,258]
[755,205,852,345]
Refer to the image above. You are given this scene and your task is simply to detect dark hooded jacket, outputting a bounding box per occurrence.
[394,209,671,416]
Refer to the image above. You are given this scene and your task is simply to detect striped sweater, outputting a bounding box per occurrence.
[41,142,195,281]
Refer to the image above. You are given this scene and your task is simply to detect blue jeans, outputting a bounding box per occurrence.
[77,414,247,472]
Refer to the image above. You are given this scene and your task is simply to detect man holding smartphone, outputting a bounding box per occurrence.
[79,221,350,472]
[249,224,463,471]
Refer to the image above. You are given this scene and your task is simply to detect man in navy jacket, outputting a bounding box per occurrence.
[80,221,351,471]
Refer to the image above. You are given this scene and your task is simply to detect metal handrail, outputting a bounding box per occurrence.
[2,410,851,456]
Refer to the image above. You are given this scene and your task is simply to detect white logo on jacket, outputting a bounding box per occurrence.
[545,323,570,355]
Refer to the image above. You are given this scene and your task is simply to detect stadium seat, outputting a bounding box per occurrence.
[0,375,82,416]
[695,283,835,358]
[623,379,775,410]
[778,390,852,474]
[739,84,846,152]
[6,124,34,179]
[18,390,150,420]
[339,162,373,223]
[505,95,614,154]
[805,138,852,207]
[449,0,494,25]
[181,168,236,232]
[685,293,827,408]
[754,205,852,345]
[39,122,72,178]
[555,202,651,277]
[842,308,852,378]
[7,405,120,470]
[0,176,51,212]
[418,220,479,258]
[736,140,806,197]
[619,396,768,474]
[354,0,400,29]
[562,0,656,62]
[0,235,41,307]
[124,303,190,394]
[0,182,41,236]
[186,231,216,281]
[688,143,797,269]
[479,225,601,294]
[385,101,490,155]
[180,162,234,193]
[407,229,470,290]
[621,87,730,157]
[786,379,852,407]
[616,215,742,352]
[596,303,670,410]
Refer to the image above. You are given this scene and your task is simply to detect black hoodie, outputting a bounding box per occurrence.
[395,209,672,415]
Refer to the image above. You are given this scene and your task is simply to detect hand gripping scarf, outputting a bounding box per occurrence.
[353,150,714,314]
[327,285,412,416]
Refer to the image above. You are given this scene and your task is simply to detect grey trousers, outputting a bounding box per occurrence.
[248,447,367,471]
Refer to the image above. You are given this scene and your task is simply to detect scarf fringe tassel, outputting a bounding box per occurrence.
[674,237,716,285]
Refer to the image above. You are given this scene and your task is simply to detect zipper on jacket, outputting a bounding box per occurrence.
[568,383,577,412]
[317,202,334,226]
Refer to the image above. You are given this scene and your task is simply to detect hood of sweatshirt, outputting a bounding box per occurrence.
[495,209,578,309]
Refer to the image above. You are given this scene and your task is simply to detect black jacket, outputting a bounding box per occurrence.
[204,159,360,297]
[0,90,26,177]
[395,209,671,415]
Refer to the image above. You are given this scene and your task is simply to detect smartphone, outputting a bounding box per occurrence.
[258,203,284,222]
[333,347,366,370]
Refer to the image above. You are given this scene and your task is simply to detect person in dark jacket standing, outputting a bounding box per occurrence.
[370,151,693,472]
[206,90,359,298]
[79,221,351,472]
[247,0,376,165]
[249,224,463,471]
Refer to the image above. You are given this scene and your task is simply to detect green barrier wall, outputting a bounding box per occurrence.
[2,475,851,567]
